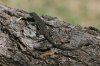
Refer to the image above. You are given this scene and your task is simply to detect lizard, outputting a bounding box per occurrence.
[30,12,66,43]
[30,12,74,50]
[30,12,53,42]
[30,12,51,39]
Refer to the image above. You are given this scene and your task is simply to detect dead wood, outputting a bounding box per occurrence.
[0,4,100,66]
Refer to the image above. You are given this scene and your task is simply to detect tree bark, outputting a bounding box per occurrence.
[0,4,100,66]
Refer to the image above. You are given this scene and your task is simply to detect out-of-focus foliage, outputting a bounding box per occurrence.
[0,0,100,29]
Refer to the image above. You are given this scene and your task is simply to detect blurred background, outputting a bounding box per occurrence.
[0,0,100,29]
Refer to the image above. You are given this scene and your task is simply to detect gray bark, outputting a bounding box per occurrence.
[0,4,100,66]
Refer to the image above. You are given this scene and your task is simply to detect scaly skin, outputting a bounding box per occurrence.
[30,12,53,42]
[30,12,74,50]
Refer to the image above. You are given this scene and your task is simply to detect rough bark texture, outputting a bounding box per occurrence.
[0,4,100,66]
